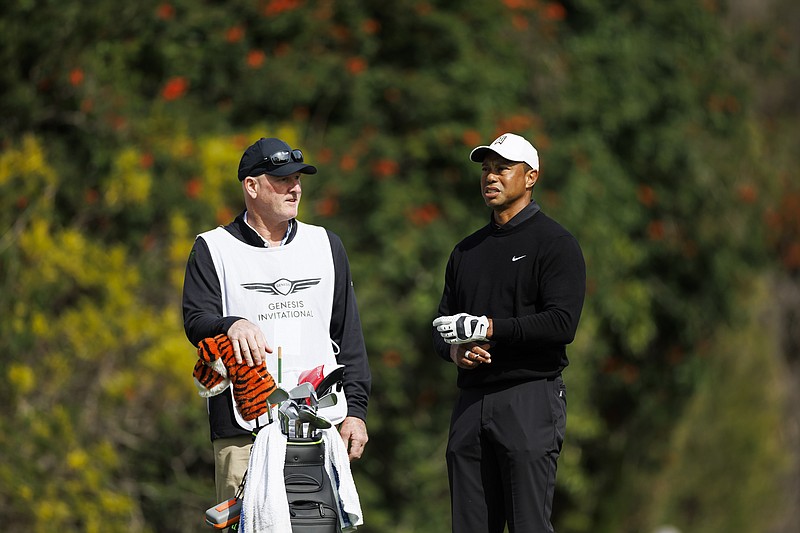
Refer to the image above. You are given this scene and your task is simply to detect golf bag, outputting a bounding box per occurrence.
[205,438,339,532]
[284,437,339,532]
[205,367,347,531]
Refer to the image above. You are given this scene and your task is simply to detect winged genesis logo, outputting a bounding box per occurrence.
[241,278,321,296]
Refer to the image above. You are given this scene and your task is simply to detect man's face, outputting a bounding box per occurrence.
[252,172,302,221]
[480,152,535,212]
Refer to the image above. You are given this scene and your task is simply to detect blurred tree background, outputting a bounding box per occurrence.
[1,0,798,531]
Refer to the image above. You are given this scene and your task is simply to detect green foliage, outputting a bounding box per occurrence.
[1,0,798,531]
[644,279,791,533]
[530,2,787,529]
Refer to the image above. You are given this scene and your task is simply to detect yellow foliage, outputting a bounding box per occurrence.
[10,302,27,336]
[164,131,196,159]
[39,354,75,394]
[102,369,138,402]
[267,125,303,152]
[36,499,70,524]
[82,468,102,491]
[8,363,35,395]
[170,210,190,239]
[105,147,152,207]
[3,126,313,533]
[30,417,52,441]
[196,136,240,211]
[59,306,119,356]
[18,484,33,503]
[95,440,120,469]
[18,218,138,299]
[139,308,198,399]
[30,311,49,336]
[0,134,51,186]
[0,135,58,269]
[169,212,193,289]
[100,491,134,516]
[67,449,90,470]
[16,211,145,355]
[18,218,54,267]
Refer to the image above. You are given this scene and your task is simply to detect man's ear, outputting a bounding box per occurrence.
[243,176,259,199]
[527,169,539,189]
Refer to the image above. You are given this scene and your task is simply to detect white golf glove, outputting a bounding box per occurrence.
[433,313,489,344]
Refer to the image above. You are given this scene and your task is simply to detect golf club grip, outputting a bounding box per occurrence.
[315,366,345,395]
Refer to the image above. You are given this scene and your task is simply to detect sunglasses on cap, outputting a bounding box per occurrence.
[266,149,304,165]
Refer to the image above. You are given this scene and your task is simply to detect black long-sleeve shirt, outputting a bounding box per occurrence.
[183,212,370,439]
[433,201,586,389]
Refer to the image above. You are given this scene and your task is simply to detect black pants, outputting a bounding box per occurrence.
[446,377,566,533]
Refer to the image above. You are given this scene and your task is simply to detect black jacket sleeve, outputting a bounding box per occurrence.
[327,230,371,422]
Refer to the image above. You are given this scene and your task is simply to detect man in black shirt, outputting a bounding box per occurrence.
[433,133,586,533]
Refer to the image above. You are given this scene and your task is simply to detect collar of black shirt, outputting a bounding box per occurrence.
[229,210,298,247]
[490,200,541,230]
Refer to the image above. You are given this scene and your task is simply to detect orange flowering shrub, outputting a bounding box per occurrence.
[162,76,188,100]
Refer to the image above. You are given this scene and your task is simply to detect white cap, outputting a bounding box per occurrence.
[469,132,539,171]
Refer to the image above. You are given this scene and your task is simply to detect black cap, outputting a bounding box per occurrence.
[237,137,318,180]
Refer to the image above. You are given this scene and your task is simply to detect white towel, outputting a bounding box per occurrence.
[239,415,291,533]
[322,429,364,531]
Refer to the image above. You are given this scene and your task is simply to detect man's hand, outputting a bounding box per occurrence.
[339,416,368,461]
[433,313,490,344]
[451,343,492,369]
[227,319,272,366]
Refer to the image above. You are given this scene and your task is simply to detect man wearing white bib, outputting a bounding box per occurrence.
[182,137,371,505]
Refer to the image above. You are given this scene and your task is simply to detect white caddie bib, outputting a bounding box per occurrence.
[200,221,340,430]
